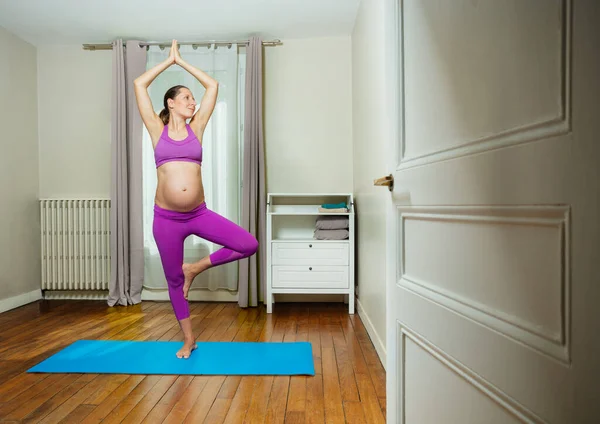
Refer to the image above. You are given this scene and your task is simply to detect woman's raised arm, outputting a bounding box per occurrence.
[133,42,177,144]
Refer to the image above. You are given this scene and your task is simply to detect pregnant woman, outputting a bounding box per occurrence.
[133,40,258,359]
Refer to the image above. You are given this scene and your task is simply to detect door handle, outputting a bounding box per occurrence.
[374,174,394,191]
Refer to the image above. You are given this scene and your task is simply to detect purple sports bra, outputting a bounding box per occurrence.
[154,124,202,168]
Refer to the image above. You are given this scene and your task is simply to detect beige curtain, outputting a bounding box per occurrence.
[238,36,267,308]
[108,39,146,307]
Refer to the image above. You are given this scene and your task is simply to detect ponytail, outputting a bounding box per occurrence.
[159,107,170,125]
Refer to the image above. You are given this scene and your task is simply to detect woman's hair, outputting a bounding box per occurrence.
[159,85,188,125]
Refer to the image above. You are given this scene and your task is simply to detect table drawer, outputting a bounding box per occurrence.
[272,265,349,289]
[271,242,348,266]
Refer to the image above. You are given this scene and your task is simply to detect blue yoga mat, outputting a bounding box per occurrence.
[27,340,315,376]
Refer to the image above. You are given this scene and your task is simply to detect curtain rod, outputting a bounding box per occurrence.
[83,39,281,51]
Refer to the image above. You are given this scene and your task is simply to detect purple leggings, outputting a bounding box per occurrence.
[153,202,258,320]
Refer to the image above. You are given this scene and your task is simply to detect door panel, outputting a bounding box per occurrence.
[401,327,524,424]
[402,0,566,163]
[400,206,569,362]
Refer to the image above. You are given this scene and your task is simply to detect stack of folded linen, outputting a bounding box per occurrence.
[313,215,350,240]
[317,202,349,213]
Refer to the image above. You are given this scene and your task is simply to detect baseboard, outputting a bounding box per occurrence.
[0,289,43,313]
[41,290,344,304]
[356,297,387,370]
[141,288,239,302]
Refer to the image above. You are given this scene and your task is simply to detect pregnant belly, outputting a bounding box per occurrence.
[155,162,205,212]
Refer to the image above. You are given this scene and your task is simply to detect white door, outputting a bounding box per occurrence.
[382,1,600,423]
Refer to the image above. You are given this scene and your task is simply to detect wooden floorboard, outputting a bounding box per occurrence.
[0,300,385,423]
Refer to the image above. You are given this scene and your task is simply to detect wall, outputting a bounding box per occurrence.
[351,0,388,362]
[264,36,354,193]
[0,26,41,311]
[37,45,112,198]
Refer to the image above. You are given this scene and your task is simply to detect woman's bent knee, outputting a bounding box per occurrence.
[244,235,259,256]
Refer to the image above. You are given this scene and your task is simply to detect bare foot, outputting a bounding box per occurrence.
[176,340,197,359]
[182,263,198,300]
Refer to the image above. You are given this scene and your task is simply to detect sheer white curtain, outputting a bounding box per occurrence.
[142,44,245,292]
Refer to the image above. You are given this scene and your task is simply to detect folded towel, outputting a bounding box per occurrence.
[318,207,348,213]
[321,202,347,209]
[315,215,349,230]
[313,229,349,240]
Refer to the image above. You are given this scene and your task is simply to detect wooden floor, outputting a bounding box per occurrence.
[0,300,385,423]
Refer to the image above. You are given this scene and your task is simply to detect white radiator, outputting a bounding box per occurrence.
[40,199,111,290]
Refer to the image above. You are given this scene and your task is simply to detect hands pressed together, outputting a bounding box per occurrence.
[168,39,183,65]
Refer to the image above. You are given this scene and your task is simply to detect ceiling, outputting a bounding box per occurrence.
[0,0,360,46]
